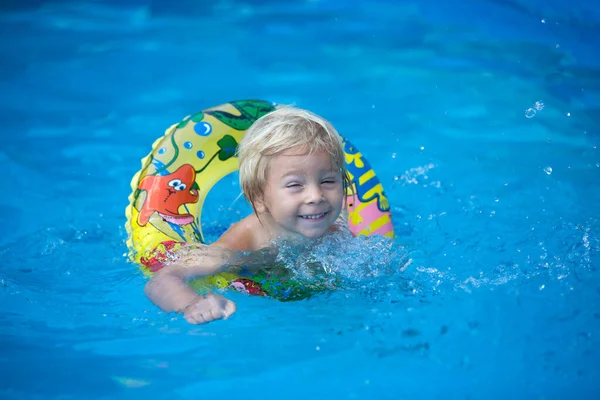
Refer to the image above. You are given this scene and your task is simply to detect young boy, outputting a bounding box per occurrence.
[144,106,351,324]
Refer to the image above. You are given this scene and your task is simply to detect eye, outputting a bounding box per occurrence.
[321,179,337,185]
[286,183,301,188]
[168,179,187,191]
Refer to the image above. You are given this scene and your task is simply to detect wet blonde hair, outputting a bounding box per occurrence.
[238,106,351,210]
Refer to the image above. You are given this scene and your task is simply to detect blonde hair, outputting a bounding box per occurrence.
[238,106,350,210]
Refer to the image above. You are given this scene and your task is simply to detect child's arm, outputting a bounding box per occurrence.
[144,246,238,323]
[144,215,261,324]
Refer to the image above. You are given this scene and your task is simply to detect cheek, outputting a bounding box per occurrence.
[335,195,344,210]
[272,190,298,215]
[325,189,344,211]
[332,185,344,202]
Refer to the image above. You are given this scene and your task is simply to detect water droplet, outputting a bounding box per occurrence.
[567,112,571,117]
[184,141,193,149]
[539,284,545,290]
[525,108,536,118]
[556,44,560,48]
[420,146,425,150]
[534,101,544,110]
[158,147,167,154]
[391,152,396,158]
[544,166,552,175]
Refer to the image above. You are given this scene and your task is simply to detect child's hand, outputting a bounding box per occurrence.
[182,292,236,324]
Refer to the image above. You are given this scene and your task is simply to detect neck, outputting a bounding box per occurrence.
[255,211,322,247]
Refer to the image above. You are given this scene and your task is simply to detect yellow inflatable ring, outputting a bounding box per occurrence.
[125,100,394,299]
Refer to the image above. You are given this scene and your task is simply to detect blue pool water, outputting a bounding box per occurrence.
[1,0,599,398]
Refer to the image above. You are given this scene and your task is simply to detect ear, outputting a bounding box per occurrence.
[252,196,268,215]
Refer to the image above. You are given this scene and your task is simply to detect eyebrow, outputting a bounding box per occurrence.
[280,171,303,180]
[280,169,338,179]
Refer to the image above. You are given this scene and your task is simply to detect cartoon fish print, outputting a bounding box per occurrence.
[229,279,267,296]
[137,164,199,226]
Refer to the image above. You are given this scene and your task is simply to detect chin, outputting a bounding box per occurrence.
[299,229,328,239]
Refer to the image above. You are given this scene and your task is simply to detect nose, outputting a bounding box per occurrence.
[305,184,325,204]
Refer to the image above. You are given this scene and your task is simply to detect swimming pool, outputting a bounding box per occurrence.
[1,0,598,398]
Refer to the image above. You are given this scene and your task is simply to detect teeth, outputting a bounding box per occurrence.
[301,212,325,220]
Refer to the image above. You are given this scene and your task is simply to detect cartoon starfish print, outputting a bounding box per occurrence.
[137,164,199,226]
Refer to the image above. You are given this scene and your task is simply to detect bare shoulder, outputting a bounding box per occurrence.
[213,214,265,251]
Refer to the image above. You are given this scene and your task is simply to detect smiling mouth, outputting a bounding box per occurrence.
[299,212,327,220]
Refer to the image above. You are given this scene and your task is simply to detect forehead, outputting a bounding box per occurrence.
[267,149,336,176]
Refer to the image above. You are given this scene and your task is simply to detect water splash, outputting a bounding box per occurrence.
[525,100,545,118]
[272,229,409,293]
[394,163,436,186]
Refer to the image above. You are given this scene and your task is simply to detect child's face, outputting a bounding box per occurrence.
[255,147,344,240]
